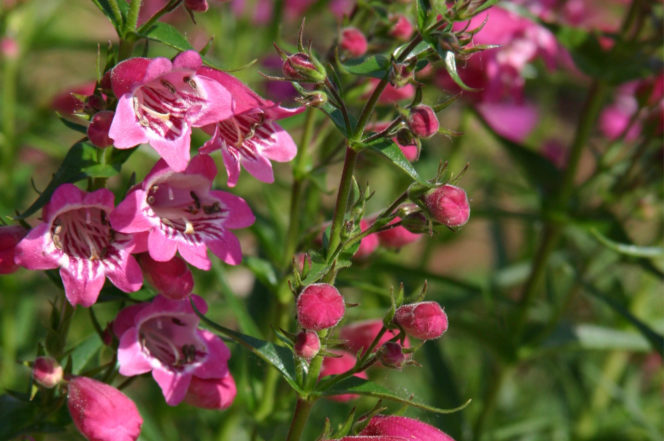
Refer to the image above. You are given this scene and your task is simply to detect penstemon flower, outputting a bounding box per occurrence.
[15,184,142,307]
[199,68,302,187]
[113,295,233,406]
[109,154,254,270]
[108,50,233,172]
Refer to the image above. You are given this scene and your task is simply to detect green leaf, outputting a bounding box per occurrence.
[0,394,67,439]
[416,0,431,31]
[589,228,664,258]
[18,142,136,219]
[342,55,391,79]
[364,138,431,186]
[58,116,88,134]
[541,322,651,353]
[244,256,278,290]
[393,40,431,60]
[67,333,104,374]
[90,0,128,31]
[322,376,472,414]
[320,101,356,136]
[443,51,479,92]
[192,303,303,393]
[140,22,194,52]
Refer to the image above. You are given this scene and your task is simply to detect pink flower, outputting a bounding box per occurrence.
[137,253,193,300]
[376,217,421,248]
[340,27,368,57]
[294,330,321,360]
[340,319,405,355]
[0,225,27,274]
[51,81,96,116]
[354,219,379,260]
[113,295,232,405]
[15,184,142,307]
[330,0,354,19]
[88,111,115,148]
[423,184,470,227]
[67,376,143,441]
[359,415,455,441]
[109,155,254,270]
[389,15,414,41]
[366,78,416,105]
[108,50,232,172]
[297,283,345,330]
[408,105,439,138]
[319,350,368,402]
[599,82,641,141]
[184,375,237,409]
[199,68,302,187]
[32,356,63,388]
[185,0,208,11]
[394,301,448,340]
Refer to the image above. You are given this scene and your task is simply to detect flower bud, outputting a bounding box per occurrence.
[297,283,345,330]
[376,217,421,249]
[359,415,455,441]
[67,376,143,441]
[0,225,27,274]
[137,253,194,300]
[294,330,321,360]
[340,27,368,57]
[378,342,408,369]
[394,301,448,340]
[296,89,328,108]
[185,0,208,11]
[389,15,414,41]
[400,212,429,234]
[408,105,439,138]
[184,375,237,410]
[282,52,327,83]
[87,111,115,148]
[423,184,470,227]
[32,356,63,388]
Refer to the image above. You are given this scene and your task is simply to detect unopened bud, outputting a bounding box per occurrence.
[379,342,408,369]
[394,301,448,340]
[400,212,429,234]
[32,356,63,388]
[296,90,328,108]
[340,27,368,57]
[408,105,439,138]
[282,52,327,83]
[389,15,414,41]
[376,217,422,249]
[423,184,470,227]
[138,253,194,300]
[294,330,321,360]
[297,283,345,331]
[87,111,115,148]
[185,0,208,11]
[0,225,27,274]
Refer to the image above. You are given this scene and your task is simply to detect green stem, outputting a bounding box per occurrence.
[285,398,314,441]
[106,0,124,30]
[325,146,359,262]
[125,0,142,35]
[472,364,508,441]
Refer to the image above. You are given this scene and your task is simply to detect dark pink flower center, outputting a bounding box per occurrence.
[215,110,277,160]
[139,314,206,371]
[146,180,228,244]
[51,207,115,261]
[133,72,206,140]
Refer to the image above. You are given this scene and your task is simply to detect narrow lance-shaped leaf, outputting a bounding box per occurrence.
[364,138,432,186]
[321,376,472,415]
[589,228,664,258]
[444,51,480,92]
[191,300,303,393]
[341,55,391,79]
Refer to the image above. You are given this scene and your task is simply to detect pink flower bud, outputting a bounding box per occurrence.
[51,82,96,116]
[319,350,368,402]
[0,37,18,59]
[354,220,379,260]
[408,105,439,138]
[184,375,237,410]
[340,319,407,355]
[423,184,470,227]
[376,217,421,249]
[32,356,63,388]
[294,330,321,360]
[389,15,414,41]
[378,342,408,369]
[340,27,368,57]
[87,111,115,148]
[297,283,345,330]
[282,52,327,83]
[359,415,456,441]
[394,301,448,340]
[0,225,27,274]
[67,376,143,441]
[137,253,194,300]
[185,0,209,11]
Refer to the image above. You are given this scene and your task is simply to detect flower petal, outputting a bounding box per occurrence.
[152,368,191,406]
[106,254,143,293]
[210,191,255,229]
[60,264,106,307]
[148,230,178,262]
[109,189,153,233]
[207,231,243,265]
[117,328,153,376]
[177,241,210,270]
[14,223,58,270]
[108,94,149,149]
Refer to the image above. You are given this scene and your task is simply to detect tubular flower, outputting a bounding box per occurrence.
[359,415,455,441]
[199,68,302,187]
[108,50,233,172]
[0,225,27,274]
[113,295,232,406]
[15,184,142,307]
[67,376,143,441]
[109,155,255,270]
